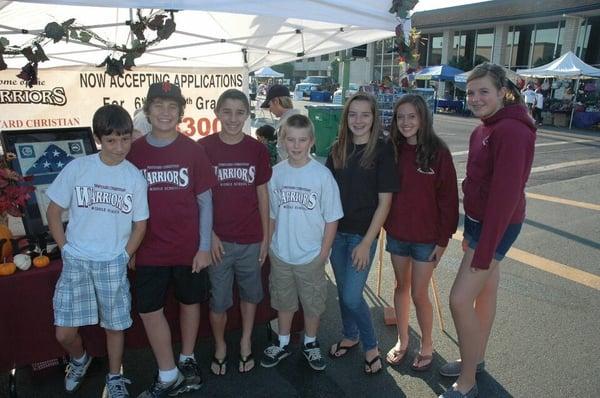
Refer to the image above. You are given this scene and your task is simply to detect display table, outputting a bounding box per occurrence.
[0,258,286,373]
[435,99,464,113]
[573,111,600,129]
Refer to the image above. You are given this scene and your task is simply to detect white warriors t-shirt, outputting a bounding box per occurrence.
[46,153,149,261]
[269,158,343,265]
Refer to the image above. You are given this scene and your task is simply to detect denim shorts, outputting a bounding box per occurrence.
[385,235,436,262]
[463,215,522,261]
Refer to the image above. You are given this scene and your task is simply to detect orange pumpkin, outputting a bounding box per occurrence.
[33,255,50,268]
[0,262,16,276]
[0,225,13,261]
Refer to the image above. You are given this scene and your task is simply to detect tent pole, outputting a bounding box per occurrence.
[569,76,580,130]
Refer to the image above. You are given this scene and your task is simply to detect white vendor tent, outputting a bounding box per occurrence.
[0,0,398,70]
[252,67,284,78]
[517,51,600,128]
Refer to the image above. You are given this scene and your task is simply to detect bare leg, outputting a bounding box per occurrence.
[476,264,500,360]
[209,310,228,375]
[55,326,84,359]
[140,309,176,370]
[239,301,257,355]
[179,303,200,357]
[449,248,499,393]
[387,255,411,362]
[304,314,320,339]
[410,260,435,367]
[277,310,295,337]
[105,329,124,374]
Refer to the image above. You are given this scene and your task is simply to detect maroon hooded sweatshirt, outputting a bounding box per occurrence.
[462,104,536,269]
[385,142,459,247]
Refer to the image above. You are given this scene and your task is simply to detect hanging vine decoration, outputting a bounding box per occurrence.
[0,9,177,87]
[388,0,421,68]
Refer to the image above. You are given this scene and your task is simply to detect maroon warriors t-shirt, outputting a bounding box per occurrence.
[128,134,217,266]
[198,134,272,243]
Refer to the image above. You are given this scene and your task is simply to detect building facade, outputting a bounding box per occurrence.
[292,0,600,89]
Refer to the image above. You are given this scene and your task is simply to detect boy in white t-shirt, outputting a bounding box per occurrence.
[46,104,149,398]
[260,114,343,371]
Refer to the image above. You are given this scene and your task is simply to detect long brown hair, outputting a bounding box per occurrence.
[330,93,381,169]
[390,94,447,170]
[467,62,523,106]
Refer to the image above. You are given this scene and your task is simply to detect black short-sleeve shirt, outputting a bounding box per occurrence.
[326,139,400,235]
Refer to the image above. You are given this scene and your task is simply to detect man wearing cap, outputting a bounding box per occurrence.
[260,84,301,161]
[128,81,218,397]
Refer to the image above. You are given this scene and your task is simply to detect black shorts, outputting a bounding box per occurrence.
[135,265,210,314]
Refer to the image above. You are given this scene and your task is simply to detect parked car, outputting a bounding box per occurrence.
[332,83,360,104]
[295,76,335,97]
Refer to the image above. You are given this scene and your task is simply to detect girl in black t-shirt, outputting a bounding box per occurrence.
[326,93,400,374]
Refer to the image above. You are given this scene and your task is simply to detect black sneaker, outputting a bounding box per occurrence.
[302,341,326,371]
[136,371,184,398]
[170,358,202,396]
[260,342,291,368]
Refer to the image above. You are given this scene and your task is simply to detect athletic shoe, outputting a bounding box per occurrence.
[64,354,92,393]
[170,358,203,395]
[102,374,131,398]
[137,371,184,398]
[302,341,326,371]
[439,359,485,377]
[260,342,291,368]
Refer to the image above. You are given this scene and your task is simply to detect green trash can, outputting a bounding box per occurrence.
[306,104,343,157]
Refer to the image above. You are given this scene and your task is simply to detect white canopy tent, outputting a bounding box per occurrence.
[0,0,398,70]
[517,52,600,129]
[252,67,284,78]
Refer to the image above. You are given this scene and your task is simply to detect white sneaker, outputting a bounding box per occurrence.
[64,354,93,392]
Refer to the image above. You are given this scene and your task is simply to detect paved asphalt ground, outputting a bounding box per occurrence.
[1,105,599,397]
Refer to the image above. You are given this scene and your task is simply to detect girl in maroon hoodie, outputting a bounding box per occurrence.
[439,63,536,398]
[384,94,459,371]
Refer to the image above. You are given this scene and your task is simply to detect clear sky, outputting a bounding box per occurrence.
[413,0,491,12]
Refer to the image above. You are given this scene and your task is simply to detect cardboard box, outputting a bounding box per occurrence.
[553,112,569,127]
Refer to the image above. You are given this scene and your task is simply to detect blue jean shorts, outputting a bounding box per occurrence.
[463,215,522,261]
[54,248,132,330]
[385,235,436,262]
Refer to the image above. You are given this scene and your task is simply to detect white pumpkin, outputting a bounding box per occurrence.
[14,254,32,271]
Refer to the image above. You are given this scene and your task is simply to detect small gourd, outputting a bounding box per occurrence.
[0,262,16,276]
[33,254,50,268]
[0,225,13,261]
[14,254,32,271]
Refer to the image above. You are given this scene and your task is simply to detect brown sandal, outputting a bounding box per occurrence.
[411,353,433,372]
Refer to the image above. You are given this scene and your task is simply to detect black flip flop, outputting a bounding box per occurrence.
[329,340,359,359]
[238,353,255,373]
[364,355,383,375]
[210,355,227,376]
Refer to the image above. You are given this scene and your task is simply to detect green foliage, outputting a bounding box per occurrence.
[272,62,294,79]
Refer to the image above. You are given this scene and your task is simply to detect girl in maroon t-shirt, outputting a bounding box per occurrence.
[383,94,458,372]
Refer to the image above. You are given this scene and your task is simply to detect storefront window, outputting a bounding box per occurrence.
[475,28,494,64]
[428,34,443,66]
[531,22,559,66]
[510,24,533,69]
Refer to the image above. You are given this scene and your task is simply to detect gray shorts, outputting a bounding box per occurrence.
[208,242,264,313]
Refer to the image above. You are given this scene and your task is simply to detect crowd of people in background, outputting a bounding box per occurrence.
[46,61,535,398]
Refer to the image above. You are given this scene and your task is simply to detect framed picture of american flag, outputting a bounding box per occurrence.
[0,127,97,237]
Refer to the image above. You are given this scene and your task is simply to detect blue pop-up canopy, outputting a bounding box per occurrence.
[415,65,465,81]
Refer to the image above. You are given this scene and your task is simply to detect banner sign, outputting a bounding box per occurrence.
[0,67,246,140]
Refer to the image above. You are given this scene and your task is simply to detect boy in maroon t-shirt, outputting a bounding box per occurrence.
[198,89,272,375]
[127,82,217,397]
